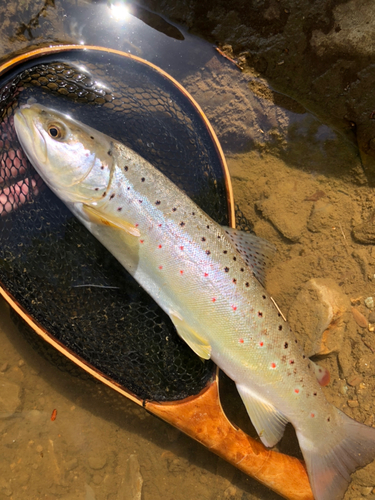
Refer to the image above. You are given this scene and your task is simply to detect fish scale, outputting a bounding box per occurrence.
[14,102,375,500]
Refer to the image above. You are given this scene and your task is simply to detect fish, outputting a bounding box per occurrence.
[14,102,375,500]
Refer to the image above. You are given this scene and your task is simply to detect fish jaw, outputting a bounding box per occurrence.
[14,104,112,204]
[14,108,48,169]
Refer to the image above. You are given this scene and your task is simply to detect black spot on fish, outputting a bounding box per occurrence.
[224,267,229,272]
[107,150,112,156]
[223,250,227,254]
[206,250,211,255]
[279,325,283,331]
[284,342,288,348]
[240,268,244,272]
[124,166,128,171]
[90,136,94,140]
[180,222,185,227]
[139,200,143,204]
[141,177,145,182]
[302,355,306,359]
[217,235,221,239]
[232,278,237,284]
[262,295,266,299]
[313,392,317,396]
[207,225,210,229]
[95,188,99,191]
[117,207,122,211]
[327,417,331,422]
[245,282,249,287]
[155,200,161,205]
[202,237,206,242]
[110,193,115,199]
[102,191,107,197]
[172,208,177,212]
[258,311,263,317]
[100,166,104,170]
[233,257,236,261]
[192,212,195,216]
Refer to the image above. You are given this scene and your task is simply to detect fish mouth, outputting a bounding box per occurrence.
[14,107,48,164]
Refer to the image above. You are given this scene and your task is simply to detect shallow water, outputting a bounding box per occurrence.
[1,1,375,499]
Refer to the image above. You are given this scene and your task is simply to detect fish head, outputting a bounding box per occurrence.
[14,103,112,203]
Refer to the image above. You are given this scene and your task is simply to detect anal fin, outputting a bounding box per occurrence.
[170,312,211,360]
[236,383,288,448]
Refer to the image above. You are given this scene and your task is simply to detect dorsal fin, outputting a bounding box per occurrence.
[222,227,276,286]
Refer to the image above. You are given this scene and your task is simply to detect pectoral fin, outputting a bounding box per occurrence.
[82,204,140,237]
[170,312,211,360]
[236,383,288,448]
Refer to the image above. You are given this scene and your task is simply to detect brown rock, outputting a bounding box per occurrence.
[351,307,368,328]
[288,278,350,357]
[346,374,363,387]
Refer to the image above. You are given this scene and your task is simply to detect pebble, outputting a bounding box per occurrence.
[65,458,78,471]
[88,455,107,470]
[0,380,21,414]
[352,307,368,328]
[347,374,363,386]
[118,454,143,500]
[347,399,359,408]
[361,486,373,496]
[365,297,375,310]
[168,458,186,473]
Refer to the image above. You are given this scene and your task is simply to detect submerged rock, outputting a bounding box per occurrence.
[288,278,350,357]
[118,454,143,500]
[0,380,21,414]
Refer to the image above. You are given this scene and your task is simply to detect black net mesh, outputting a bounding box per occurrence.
[0,49,249,402]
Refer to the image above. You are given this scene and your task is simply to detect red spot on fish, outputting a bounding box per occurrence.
[51,409,57,421]
[158,245,162,249]
[180,246,184,250]
[204,273,208,277]
[271,362,276,369]
[159,266,163,270]
[259,341,264,347]
[158,224,162,227]
[232,305,237,311]
[135,224,139,227]
[140,240,144,244]
[239,338,244,344]
[212,298,216,302]
[311,413,315,418]
[180,270,184,275]
[294,389,299,394]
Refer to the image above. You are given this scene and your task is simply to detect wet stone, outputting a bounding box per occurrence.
[0,380,21,414]
[88,455,107,470]
[347,373,363,386]
[288,278,349,357]
[347,399,359,408]
[118,454,143,500]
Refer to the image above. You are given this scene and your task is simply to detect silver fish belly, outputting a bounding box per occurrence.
[14,103,375,500]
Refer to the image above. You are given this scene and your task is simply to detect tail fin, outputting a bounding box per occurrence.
[297,409,375,500]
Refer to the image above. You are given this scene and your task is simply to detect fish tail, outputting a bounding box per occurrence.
[296,409,375,500]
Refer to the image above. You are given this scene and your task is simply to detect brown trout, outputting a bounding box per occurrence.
[14,103,375,500]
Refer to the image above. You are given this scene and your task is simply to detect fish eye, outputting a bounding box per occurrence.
[47,122,65,139]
